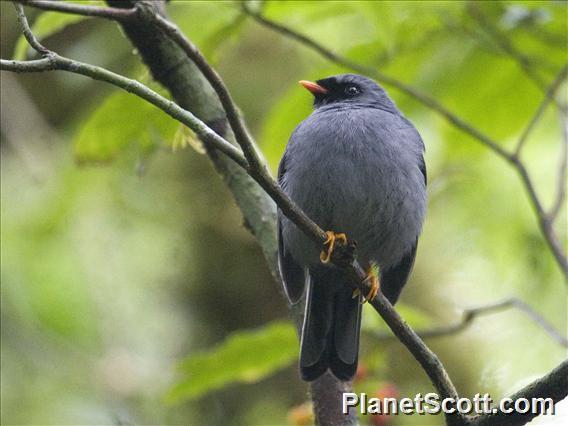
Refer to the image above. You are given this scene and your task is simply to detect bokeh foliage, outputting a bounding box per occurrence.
[1,1,566,425]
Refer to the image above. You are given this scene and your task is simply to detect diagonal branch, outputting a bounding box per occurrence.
[19,0,136,22]
[13,0,50,55]
[512,160,568,276]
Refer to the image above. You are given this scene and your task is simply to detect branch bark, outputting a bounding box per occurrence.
[19,0,136,22]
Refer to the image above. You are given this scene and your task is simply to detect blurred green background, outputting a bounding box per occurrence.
[1,1,566,425]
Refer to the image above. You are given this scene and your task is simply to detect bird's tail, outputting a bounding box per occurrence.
[300,267,362,381]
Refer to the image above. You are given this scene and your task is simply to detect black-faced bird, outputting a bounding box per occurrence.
[277,74,427,381]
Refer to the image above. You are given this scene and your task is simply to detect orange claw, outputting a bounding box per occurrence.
[319,231,347,264]
[361,262,380,304]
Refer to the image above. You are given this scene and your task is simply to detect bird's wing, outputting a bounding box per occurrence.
[399,116,427,187]
[380,240,418,304]
[380,124,425,304]
[277,152,306,304]
[419,154,427,186]
[301,267,361,381]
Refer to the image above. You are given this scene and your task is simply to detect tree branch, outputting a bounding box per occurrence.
[13,0,50,55]
[19,0,136,22]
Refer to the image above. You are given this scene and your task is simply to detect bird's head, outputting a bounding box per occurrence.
[299,73,398,113]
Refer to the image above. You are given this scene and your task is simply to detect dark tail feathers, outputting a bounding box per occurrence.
[300,268,362,381]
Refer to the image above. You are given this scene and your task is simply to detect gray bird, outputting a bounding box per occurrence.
[277,74,427,381]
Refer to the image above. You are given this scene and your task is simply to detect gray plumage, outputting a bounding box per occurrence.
[277,74,427,381]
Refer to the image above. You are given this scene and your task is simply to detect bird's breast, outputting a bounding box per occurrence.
[281,109,426,268]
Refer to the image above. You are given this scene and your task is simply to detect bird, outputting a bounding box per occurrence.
[277,74,427,382]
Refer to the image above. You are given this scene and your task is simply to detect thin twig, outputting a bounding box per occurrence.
[514,64,568,157]
[372,298,568,347]
[19,0,136,22]
[13,1,49,55]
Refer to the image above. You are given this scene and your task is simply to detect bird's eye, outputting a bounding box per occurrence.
[344,85,360,96]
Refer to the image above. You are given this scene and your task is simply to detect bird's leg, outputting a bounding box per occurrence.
[359,261,380,303]
[319,231,348,264]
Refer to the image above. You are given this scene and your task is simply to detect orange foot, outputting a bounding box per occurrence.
[319,231,347,264]
[360,262,380,304]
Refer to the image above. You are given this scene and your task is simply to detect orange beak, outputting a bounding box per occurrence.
[299,80,328,95]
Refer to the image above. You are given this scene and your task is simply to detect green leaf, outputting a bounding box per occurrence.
[13,1,105,60]
[165,321,298,404]
[74,90,177,164]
